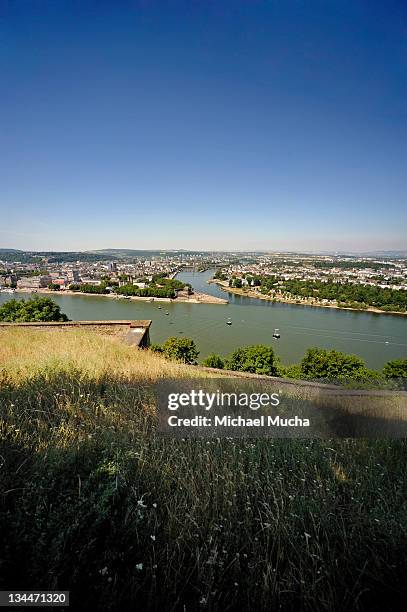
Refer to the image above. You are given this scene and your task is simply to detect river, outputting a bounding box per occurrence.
[1,269,406,369]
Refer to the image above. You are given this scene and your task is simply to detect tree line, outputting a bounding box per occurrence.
[151,336,407,385]
[117,284,176,298]
[219,271,407,312]
[280,279,407,311]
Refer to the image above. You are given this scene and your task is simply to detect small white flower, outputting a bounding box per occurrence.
[136,563,143,571]
[150,535,156,541]
[152,503,157,508]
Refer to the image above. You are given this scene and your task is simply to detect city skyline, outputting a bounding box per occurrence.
[1,0,406,251]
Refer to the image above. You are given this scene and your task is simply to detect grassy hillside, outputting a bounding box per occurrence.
[1,329,407,611]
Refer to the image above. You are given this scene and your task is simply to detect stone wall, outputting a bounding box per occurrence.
[0,320,152,347]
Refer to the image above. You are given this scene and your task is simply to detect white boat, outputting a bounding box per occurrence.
[226,318,232,325]
[273,328,280,339]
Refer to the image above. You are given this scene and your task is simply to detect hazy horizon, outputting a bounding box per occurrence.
[1,245,406,256]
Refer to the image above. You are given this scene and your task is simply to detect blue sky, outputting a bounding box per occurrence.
[0,0,406,252]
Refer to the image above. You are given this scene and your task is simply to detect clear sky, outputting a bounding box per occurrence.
[0,0,406,252]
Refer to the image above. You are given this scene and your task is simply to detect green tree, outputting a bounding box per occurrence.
[300,347,368,380]
[48,283,61,291]
[202,354,224,369]
[383,359,407,379]
[162,337,199,364]
[0,297,69,322]
[213,269,227,281]
[154,278,187,291]
[226,345,278,376]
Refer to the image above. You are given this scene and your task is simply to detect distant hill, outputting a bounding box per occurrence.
[89,249,211,257]
[2,247,406,261]
[0,248,213,262]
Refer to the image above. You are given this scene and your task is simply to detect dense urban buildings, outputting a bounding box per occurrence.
[1,249,406,296]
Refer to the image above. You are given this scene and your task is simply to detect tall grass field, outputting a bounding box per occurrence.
[1,328,407,610]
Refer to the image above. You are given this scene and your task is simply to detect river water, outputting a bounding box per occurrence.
[1,269,406,368]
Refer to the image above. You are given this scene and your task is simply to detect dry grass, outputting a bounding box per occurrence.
[0,327,200,382]
[1,329,407,611]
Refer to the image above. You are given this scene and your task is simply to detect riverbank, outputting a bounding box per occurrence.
[2,271,406,369]
[209,279,407,316]
[2,287,228,305]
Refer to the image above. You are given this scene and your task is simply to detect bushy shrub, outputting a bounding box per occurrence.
[280,363,303,379]
[149,344,164,354]
[300,347,368,380]
[161,337,199,364]
[383,358,407,379]
[225,345,278,376]
[202,354,224,369]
